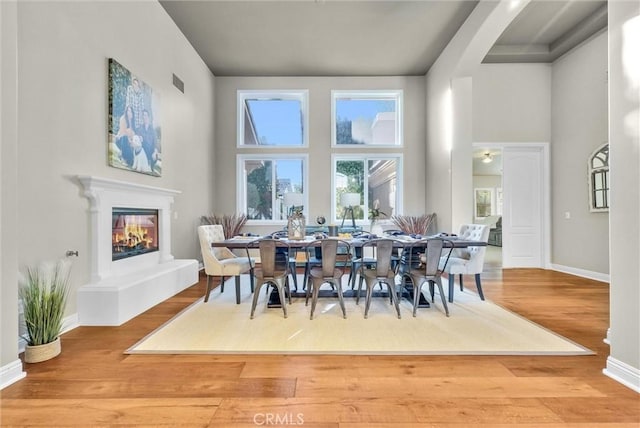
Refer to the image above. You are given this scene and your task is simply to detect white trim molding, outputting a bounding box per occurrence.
[1,359,26,390]
[550,263,610,283]
[604,356,640,393]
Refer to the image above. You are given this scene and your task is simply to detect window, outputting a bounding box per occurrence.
[332,155,402,224]
[238,155,308,222]
[474,188,494,219]
[237,90,308,147]
[589,143,609,212]
[331,90,403,147]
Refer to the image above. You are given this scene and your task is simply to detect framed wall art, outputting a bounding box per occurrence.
[108,58,161,177]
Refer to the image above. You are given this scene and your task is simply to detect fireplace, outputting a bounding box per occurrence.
[112,207,159,261]
[77,175,198,326]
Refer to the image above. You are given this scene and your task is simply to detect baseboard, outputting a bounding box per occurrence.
[0,359,26,390]
[604,356,640,393]
[550,263,610,283]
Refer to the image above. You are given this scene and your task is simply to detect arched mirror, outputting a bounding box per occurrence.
[589,143,609,212]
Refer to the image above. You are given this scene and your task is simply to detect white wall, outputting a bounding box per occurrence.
[606,0,640,391]
[214,76,426,235]
[473,63,551,142]
[426,0,530,233]
[551,31,609,275]
[1,0,215,377]
[1,0,24,386]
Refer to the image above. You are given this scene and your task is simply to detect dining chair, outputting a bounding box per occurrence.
[355,238,402,319]
[250,238,292,319]
[402,238,454,317]
[197,225,254,304]
[440,224,490,302]
[268,230,300,291]
[304,238,351,319]
[349,242,400,290]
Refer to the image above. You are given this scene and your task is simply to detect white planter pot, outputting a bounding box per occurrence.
[24,337,61,363]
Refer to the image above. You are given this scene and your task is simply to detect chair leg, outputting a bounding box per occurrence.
[364,279,375,318]
[289,261,298,291]
[434,277,450,317]
[459,274,464,291]
[234,275,241,304]
[220,276,226,293]
[249,268,255,293]
[356,274,364,304]
[387,280,401,319]
[475,273,485,300]
[448,274,455,303]
[309,279,321,320]
[334,279,347,319]
[276,280,288,318]
[204,275,213,302]
[349,261,360,289]
[250,282,265,319]
[411,277,423,317]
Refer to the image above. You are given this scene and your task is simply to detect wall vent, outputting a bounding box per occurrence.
[172,74,184,93]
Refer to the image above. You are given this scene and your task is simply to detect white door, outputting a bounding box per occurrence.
[502,146,545,268]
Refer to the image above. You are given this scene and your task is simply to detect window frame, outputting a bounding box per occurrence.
[331,154,403,225]
[331,90,403,148]
[237,154,309,225]
[237,90,309,148]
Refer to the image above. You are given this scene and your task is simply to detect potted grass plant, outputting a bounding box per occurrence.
[200,213,248,238]
[19,260,71,363]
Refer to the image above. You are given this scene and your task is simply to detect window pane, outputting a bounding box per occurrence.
[242,156,306,221]
[245,99,302,146]
[333,91,402,146]
[276,159,304,220]
[594,190,604,208]
[238,90,308,147]
[334,156,401,224]
[336,160,364,221]
[368,159,397,219]
[245,160,272,220]
[593,171,604,189]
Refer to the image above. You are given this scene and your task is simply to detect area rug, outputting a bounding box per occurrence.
[126,276,593,355]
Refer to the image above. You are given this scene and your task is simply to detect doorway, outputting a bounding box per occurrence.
[472,147,503,270]
[471,142,550,269]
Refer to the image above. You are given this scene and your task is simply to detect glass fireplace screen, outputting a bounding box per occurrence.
[112,207,159,261]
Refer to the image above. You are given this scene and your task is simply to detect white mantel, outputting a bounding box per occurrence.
[76,175,198,326]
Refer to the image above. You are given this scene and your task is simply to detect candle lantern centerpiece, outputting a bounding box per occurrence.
[284,192,305,240]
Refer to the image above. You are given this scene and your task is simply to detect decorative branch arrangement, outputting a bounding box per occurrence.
[200,213,248,239]
[390,213,437,235]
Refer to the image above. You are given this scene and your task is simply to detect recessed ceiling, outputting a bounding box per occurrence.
[160,0,607,77]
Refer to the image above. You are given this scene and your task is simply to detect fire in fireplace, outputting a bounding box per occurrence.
[112,207,159,261]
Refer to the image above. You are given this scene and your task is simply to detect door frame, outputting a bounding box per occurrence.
[472,142,551,269]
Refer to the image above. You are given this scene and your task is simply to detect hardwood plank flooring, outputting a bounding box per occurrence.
[2,268,639,427]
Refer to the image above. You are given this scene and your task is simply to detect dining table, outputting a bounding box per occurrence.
[211,233,487,308]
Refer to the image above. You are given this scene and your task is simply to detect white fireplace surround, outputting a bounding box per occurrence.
[76,175,198,325]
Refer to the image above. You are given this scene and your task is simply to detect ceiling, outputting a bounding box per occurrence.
[160,0,607,77]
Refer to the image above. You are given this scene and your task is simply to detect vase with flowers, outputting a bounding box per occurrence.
[368,200,387,236]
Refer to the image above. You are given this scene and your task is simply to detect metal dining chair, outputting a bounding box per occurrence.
[304,238,351,319]
[250,238,292,319]
[401,238,454,317]
[355,238,402,319]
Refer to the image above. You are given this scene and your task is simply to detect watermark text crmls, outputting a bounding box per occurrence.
[253,412,304,425]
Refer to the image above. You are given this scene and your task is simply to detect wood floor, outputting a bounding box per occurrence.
[2,268,639,427]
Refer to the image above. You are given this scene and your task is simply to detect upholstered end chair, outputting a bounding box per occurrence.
[440,224,490,302]
[197,225,254,304]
